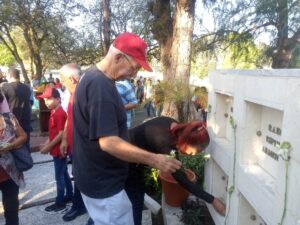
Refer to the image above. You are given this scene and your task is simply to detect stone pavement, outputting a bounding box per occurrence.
[0,106,152,225]
[0,153,152,225]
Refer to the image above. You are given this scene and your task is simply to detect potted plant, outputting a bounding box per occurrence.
[159,151,208,207]
[160,168,196,207]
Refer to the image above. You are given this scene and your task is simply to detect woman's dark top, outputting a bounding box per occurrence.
[129,116,214,203]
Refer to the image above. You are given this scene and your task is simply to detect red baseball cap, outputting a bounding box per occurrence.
[37,87,60,99]
[113,32,153,72]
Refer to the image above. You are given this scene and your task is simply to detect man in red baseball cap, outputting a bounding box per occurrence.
[72,32,181,225]
[94,32,152,81]
[113,32,153,72]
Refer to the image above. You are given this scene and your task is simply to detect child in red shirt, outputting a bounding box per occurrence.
[38,87,73,212]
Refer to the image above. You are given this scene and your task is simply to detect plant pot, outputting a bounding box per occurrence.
[159,169,196,207]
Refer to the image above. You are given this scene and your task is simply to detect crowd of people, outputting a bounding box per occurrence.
[0,68,32,225]
[116,75,163,127]
[0,32,224,225]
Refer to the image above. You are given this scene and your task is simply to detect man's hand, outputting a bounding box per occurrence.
[60,139,68,158]
[153,154,182,174]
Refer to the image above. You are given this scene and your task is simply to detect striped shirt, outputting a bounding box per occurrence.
[116,80,138,128]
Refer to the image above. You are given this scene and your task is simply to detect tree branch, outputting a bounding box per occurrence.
[287,27,300,50]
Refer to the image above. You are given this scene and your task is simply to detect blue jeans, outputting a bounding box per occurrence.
[72,182,86,210]
[53,157,73,204]
[155,105,162,117]
[145,101,155,117]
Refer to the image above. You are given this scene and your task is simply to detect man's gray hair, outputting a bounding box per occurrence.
[60,63,81,80]
[107,44,131,57]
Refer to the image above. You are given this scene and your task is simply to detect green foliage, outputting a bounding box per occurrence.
[193,86,208,109]
[178,152,207,188]
[153,79,193,122]
[143,167,161,201]
[0,44,15,66]
[181,199,214,225]
[289,46,300,68]
[0,0,91,79]
[182,207,205,225]
[229,116,237,130]
[152,82,164,108]
[143,152,208,203]
[227,185,235,194]
[153,79,191,108]
[280,141,292,151]
[221,34,271,69]
[10,28,31,62]
[210,0,300,68]
[191,51,216,78]
[191,33,271,73]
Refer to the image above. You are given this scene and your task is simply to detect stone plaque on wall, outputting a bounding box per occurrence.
[258,107,283,178]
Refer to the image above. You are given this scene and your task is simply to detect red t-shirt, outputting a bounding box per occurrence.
[67,94,74,154]
[49,106,67,157]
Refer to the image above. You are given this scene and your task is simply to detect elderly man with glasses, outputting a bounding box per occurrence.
[72,32,181,225]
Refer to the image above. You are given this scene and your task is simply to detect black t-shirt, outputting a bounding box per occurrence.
[129,116,177,154]
[72,66,128,198]
[1,82,31,132]
[129,116,215,203]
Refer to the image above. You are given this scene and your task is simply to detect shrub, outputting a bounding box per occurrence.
[144,167,161,202]
[178,152,207,188]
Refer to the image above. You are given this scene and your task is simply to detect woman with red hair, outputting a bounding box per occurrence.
[126,116,225,225]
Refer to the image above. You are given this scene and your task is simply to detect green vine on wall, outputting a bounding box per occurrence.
[224,116,237,225]
[277,141,292,225]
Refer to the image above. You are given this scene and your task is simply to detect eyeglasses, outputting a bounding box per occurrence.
[123,54,140,74]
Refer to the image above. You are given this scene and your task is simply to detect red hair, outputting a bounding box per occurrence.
[170,121,210,151]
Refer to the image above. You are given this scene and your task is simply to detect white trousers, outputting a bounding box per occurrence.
[81,189,134,225]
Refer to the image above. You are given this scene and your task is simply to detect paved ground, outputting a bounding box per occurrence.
[0,106,153,225]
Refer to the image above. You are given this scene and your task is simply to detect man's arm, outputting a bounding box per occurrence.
[124,88,138,110]
[40,131,63,154]
[124,102,138,111]
[99,136,181,174]
[117,81,138,111]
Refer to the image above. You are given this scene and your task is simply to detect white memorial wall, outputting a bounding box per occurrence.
[204,70,300,225]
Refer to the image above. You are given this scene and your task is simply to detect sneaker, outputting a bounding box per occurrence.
[62,207,86,221]
[45,203,66,212]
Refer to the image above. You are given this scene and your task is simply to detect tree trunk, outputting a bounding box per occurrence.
[13,53,29,83]
[151,0,173,75]
[160,38,179,119]
[23,26,44,80]
[100,0,111,55]
[163,0,195,122]
[272,0,290,68]
[35,56,44,80]
[271,47,293,68]
[18,61,30,84]
[11,51,29,83]
[30,56,35,80]
[150,0,176,118]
